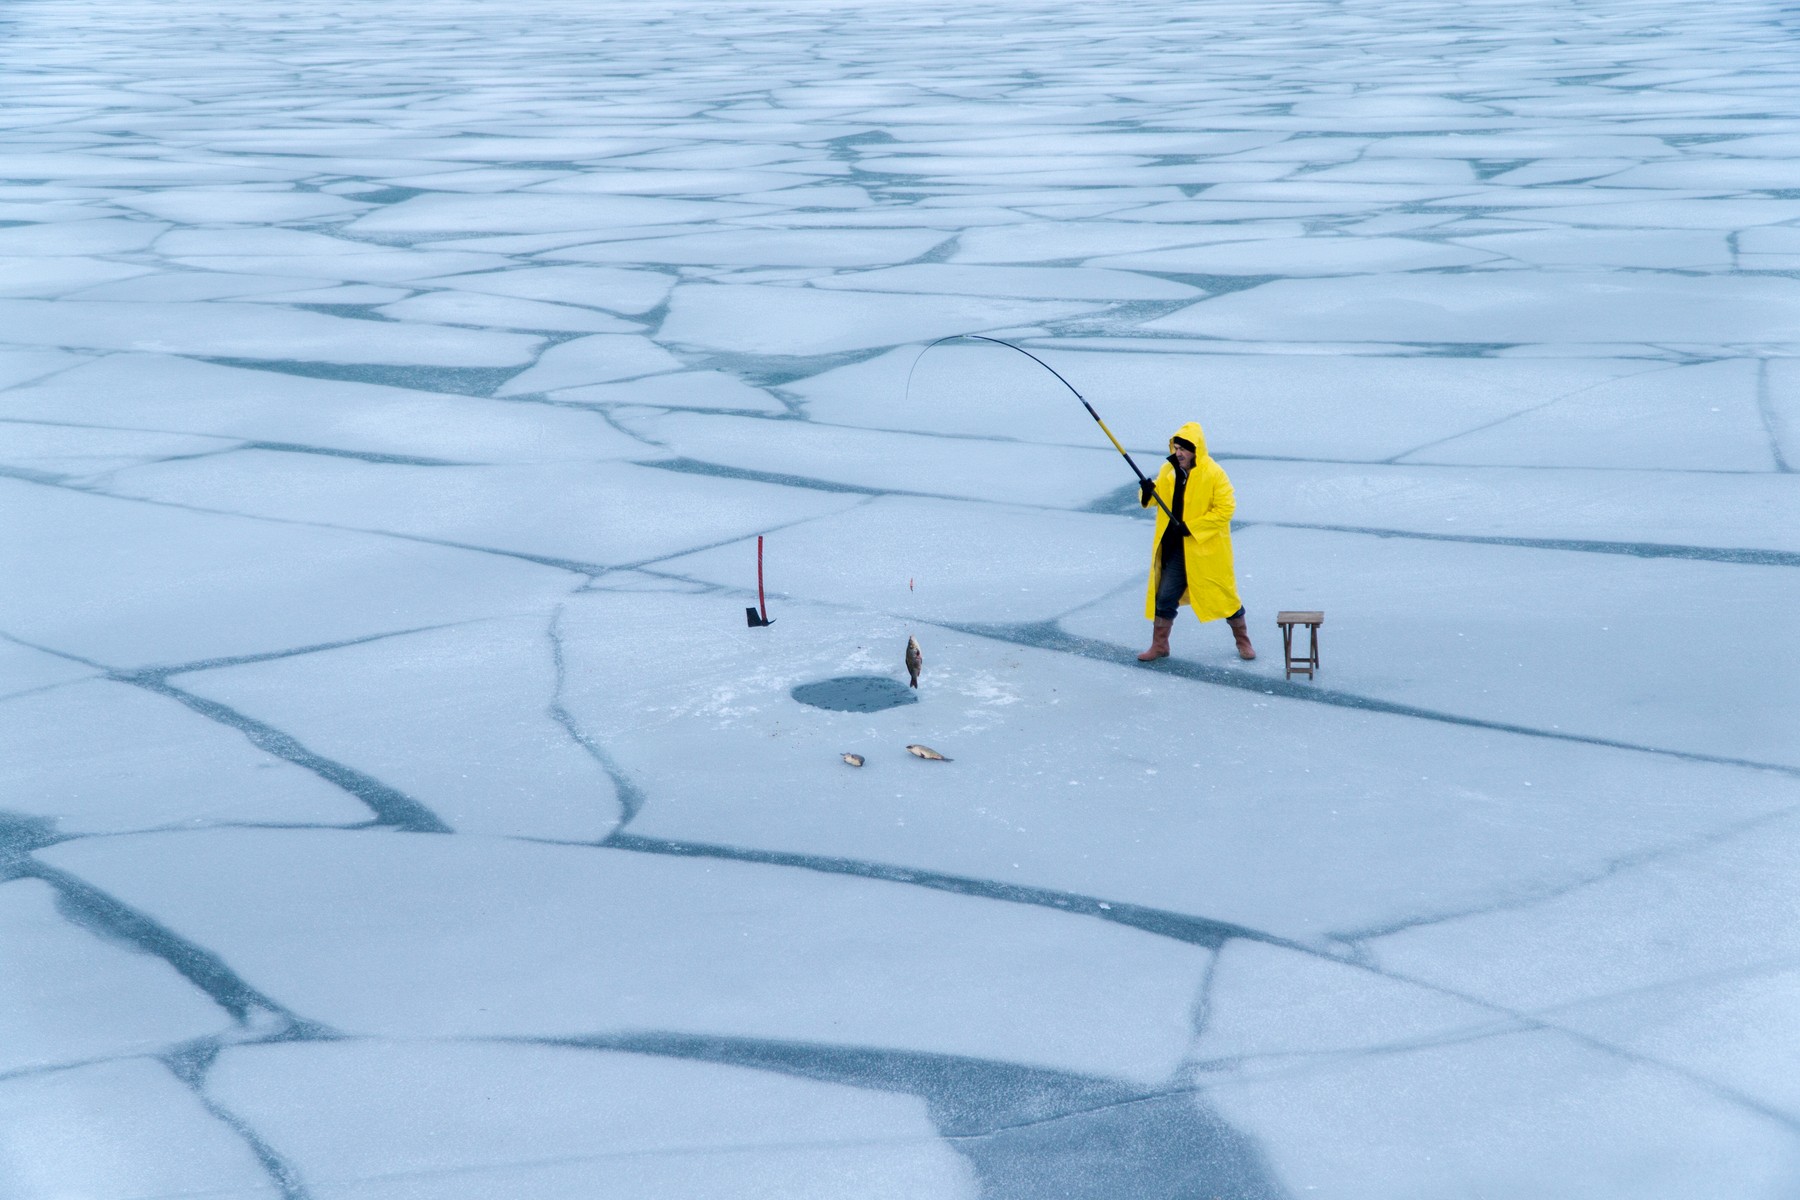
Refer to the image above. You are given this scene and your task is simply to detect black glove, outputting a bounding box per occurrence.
[1138,478,1156,505]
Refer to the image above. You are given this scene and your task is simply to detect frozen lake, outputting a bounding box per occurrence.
[4,0,1800,1195]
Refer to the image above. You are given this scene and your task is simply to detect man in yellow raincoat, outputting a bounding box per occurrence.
[1137,421,1255,662]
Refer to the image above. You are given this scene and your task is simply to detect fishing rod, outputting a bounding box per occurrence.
[904,333,1178,523]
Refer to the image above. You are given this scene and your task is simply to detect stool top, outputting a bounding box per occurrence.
[1276,610,1324,624]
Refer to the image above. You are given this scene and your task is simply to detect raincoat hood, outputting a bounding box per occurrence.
[1169,421,1208,459]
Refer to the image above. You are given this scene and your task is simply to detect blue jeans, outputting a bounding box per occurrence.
[1154,548,1187,619]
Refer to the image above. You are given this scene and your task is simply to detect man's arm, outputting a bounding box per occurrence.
[1139,463,1171,508]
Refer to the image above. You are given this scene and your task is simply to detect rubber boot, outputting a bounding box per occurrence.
[1137,617,1173,662]
[1228,613,1256,661]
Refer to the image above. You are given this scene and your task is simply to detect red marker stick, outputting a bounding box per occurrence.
[757,535,768,623]
[746,536,774,627]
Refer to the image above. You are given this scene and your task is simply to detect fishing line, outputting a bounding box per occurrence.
[903,333,1175,521]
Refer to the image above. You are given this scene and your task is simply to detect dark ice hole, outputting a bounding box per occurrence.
[791,676,918,713]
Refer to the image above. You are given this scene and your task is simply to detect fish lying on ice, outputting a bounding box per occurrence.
[905,744,949,761]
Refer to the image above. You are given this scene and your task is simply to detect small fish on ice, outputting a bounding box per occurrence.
[906,744,950,761]
[841,753,865,768]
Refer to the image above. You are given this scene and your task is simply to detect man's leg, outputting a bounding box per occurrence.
[1139,551,1185,661]
[1226,605,1256,661]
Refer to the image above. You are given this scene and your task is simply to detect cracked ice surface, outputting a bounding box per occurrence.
[3,0,1800,1196]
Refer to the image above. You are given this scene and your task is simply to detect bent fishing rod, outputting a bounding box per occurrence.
[904,333,1180,523]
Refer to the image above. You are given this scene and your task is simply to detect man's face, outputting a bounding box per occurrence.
[1171,444,1196,471]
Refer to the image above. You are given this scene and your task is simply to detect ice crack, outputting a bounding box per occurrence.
[165,1039,316,1200]
[1257,520,1800,569]
[547,607,645,827]
[117,671,453,834]
[22,861,305,1028]
[951,619,1800,778]
[536,1031,1288,1200]
[601,831,1288,951]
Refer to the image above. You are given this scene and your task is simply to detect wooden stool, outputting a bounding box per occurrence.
[1276,611,1323,680]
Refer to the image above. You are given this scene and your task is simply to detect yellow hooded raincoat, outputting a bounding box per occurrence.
[1142,421,1242,624]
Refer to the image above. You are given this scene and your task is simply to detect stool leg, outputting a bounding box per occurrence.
[1281,623,1294,679]
[1310,623,1320,673]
